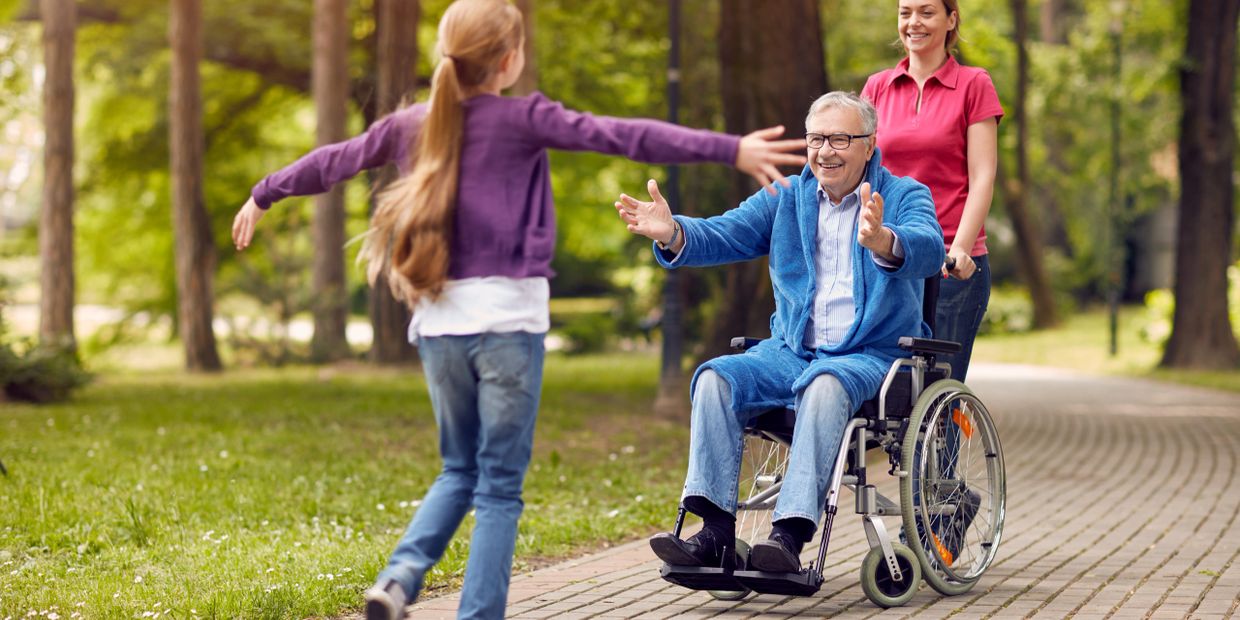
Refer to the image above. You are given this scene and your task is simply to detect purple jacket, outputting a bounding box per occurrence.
[251,91,740,280]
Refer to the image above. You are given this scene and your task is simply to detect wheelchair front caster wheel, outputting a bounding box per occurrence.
[860,542,920,608]
[706,540,752,601]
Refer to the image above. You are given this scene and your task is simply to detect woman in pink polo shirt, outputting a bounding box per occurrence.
[862,0,1003,382]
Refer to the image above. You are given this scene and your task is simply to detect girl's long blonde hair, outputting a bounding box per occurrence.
[361,0,523,305]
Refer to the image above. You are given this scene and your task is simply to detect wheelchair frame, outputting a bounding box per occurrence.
[657,273,1007,608]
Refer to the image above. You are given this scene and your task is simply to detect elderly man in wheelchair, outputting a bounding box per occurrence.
[615,91,1005,607]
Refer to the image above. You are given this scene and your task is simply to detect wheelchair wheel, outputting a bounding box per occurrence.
[706,539,751,600]
[859,542,921,608]
[899,380,1005,596]
[734,431,789,560]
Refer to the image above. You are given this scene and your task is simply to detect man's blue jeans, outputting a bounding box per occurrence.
[682,369,852,529]
[377,332,545,620]
[934,255,991,382]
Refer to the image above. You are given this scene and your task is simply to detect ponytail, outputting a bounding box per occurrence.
[361,0,523,306]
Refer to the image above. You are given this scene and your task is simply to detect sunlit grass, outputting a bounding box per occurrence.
[0,352,689,619]
[973,304,1240,393]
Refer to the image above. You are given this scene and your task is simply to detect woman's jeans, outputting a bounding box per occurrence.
[934,255,991,382]
[682,370,852,529]
[377,332,545,620]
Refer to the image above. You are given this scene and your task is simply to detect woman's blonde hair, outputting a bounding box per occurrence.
[361,0,523,305]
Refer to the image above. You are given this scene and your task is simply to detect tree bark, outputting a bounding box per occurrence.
[368,0,420,365]
[511,0,538,96]
[703,0,827,363]
[309,0,351,362]
[1161,0,1240,369]
[169,0,222,371]
[1004,0,1058,328]
[38,0,75,349]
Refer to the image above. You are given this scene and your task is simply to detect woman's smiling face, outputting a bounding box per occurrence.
[899,0,958,54]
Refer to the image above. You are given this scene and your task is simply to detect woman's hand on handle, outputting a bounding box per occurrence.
[944,248,976,279]
[231,196,266,251]
[614,179,683,253]
[735,125,808,195]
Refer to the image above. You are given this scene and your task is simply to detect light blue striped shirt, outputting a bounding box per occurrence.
[803,184,904,349]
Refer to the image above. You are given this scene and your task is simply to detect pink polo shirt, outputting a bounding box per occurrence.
[862,56,1003,256]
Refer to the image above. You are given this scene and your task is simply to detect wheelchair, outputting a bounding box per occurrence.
[657,268,1007,608]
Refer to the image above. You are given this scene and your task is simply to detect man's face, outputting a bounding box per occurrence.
[806,106,874,203]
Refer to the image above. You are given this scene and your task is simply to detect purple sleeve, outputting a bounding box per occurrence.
[250,111,415,209]
[518,92,739,165]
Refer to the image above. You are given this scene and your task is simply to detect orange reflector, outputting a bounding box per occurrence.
[953,408,974,438]
[932,532,954,565]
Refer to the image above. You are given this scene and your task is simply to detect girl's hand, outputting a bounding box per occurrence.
[615,179,680,252]
[945,248,976,279]
[231,196,265,251]
[735,125,808,195]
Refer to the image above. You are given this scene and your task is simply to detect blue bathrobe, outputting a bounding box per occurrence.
[655,148,944,413]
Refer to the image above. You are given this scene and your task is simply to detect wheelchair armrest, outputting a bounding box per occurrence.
[730,337,763,351]
[898,336,962,356]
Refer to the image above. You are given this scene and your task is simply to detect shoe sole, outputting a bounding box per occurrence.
[748,543,801,573]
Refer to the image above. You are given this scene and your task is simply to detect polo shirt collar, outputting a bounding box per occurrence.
[886,55,961,89]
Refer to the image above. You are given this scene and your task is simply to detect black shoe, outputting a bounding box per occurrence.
[748,531,802,573]
[649,528,732,567]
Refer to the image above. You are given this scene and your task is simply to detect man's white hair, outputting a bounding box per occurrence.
[805,91,878,137]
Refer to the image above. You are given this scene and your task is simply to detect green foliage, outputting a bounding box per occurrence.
[1139,260,1240,347]
[979,284,1033,335]
[0,341,93,403]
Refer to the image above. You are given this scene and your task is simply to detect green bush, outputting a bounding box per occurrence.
[1140,259,1240,346]
[978,285,1033,335]
[0,342,93,404]
[557,312,616,355]
[0,276,92,404]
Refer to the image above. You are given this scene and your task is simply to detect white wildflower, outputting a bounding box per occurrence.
[134,575,143,583]
[376,504,385,511]
[622,445,635,454]
[607,509,620,518]
[219,450,229,459]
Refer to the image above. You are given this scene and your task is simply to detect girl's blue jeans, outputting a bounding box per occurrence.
[377,331,545,620]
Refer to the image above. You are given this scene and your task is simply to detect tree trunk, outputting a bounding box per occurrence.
[169,0,222,371]
[1161,0,1240,369]
[368,0,420,365]
[1004,0,1058,329]
[38,0,75,350]
[511,0,538,96]
[1034,0,1073,255]
[703,0,827,363]
[310,0,351,362]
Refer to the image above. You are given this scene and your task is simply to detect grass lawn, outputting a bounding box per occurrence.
[972,305,1240,394]
[0,352,689,619]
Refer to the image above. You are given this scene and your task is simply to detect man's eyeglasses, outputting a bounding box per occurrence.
[805,132,872,150]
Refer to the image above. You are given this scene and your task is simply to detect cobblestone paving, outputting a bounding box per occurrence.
[407,364,1240,619]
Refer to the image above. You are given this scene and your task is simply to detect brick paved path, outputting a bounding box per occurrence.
[407,364,1240,619]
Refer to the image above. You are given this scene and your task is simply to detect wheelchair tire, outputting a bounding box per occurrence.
[899,380,1006,596]
[706,539,752,601]
[859,542,921,608]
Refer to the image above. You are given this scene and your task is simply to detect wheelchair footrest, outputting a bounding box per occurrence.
[659,564,748,593]
[733,568,824,596]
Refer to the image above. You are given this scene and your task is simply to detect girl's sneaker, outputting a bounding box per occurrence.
[364,579,408,620]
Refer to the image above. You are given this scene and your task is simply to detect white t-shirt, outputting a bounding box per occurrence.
[407,276,550,343]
